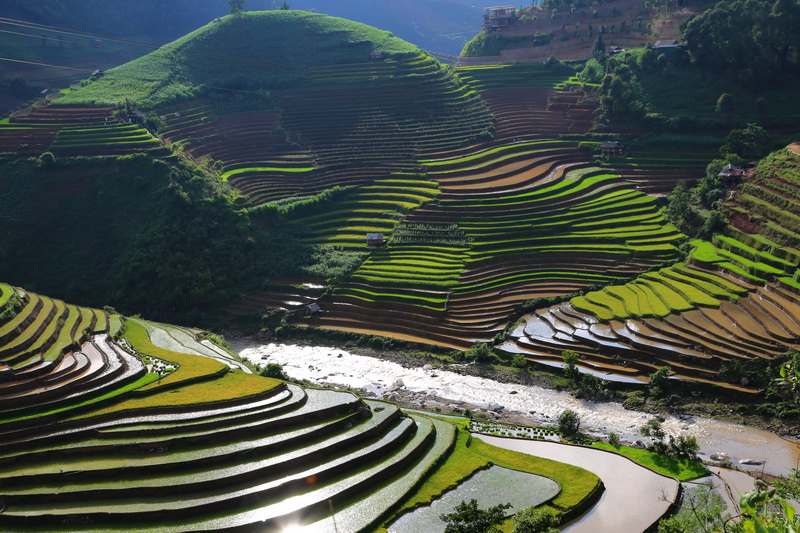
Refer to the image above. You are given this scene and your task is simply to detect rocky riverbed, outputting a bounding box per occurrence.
[231,337,800,477]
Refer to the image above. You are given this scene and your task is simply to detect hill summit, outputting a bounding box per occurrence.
[59,10,421,107]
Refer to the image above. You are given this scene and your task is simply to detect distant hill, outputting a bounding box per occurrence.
[287,0,483,55]
[0,0,482,58]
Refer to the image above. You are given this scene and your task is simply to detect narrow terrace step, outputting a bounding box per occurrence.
[1,398,398,501]
[0,408,434,533]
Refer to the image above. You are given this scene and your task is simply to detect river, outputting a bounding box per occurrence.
[231,339,800,478]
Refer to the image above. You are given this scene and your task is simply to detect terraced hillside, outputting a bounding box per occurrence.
[0,104,164,157]
[296,65,683,348]
[0,284,459,532]
[154,50,492,208]
[504,147,800,390]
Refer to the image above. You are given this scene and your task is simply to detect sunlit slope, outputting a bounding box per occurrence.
[505,147,800,391]
[57,10,420,107]
[0,284,457,532]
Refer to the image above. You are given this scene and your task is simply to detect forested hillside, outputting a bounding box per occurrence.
[0,153,306,316]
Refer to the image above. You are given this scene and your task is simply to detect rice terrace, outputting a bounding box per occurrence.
[0,0,800,531]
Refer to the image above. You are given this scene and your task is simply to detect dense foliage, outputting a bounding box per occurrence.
[440,499,510,533]
[0,154,309,319]
[591,44,800,130]
[681,0,800,88]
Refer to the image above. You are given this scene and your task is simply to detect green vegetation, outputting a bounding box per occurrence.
[456,63,576,91]
[122,319,227,391]
[386,428,601,531]
[58,11,421,107]
[591,443,709,481]
[682,0,800,89]
[593,42,800,131]
[0,154,309,317]
[557,409,581,435]
[656,481,730,533]
[571,261,746,320]
[440,499,510,533]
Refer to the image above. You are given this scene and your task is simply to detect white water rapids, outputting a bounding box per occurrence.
[231,339,800,477]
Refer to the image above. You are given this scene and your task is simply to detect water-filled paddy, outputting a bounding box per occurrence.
[388,465,559,532]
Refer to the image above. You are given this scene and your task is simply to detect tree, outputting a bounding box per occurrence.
[649,366,672,396]
[665,184,692,232]
[440,499,511,533]
[562,350,581,381]
[720,123,771,160]
[280,1,290,9]
[512,353,529,370]
[577,373,605,402]
[695,175,724,208]
[592,33,606,63]
[608,432,620,447]
[668,434,699,460]
[512,506,559,533]
[558,409,580,435]
[228,0,246,14]
[715,92,734,115]
[640,418,668,454]
[657,481,729,533]
[774,352,800,402]
[579,58,604,83]
[698,210,727,239]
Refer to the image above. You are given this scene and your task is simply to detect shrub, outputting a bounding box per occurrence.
[608,432,620,447]
[512,506,559,533]
[558,409,580,435]
[440,499,510,533]
[466,342,493,363]
[512,353,529,370]
[37,151,56,169]
[648,366,672,397]
[260,363,288,380]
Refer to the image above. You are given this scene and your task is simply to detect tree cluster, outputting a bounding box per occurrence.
[681,0,800,89]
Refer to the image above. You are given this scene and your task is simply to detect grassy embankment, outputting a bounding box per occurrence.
[381,427,601,532]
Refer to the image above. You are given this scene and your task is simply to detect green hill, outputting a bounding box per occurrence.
[58,10,421,108]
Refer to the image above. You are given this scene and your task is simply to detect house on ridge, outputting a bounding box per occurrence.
[483,6,517,32]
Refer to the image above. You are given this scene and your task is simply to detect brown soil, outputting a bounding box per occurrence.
[471,2,699,63]
[729,211,762,234]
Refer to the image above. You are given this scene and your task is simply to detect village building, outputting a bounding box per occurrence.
[653,40,680,58]
[366,232,386,248]
[718,163,743,186]
[483,6,517,32]
[600,140,626,158]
